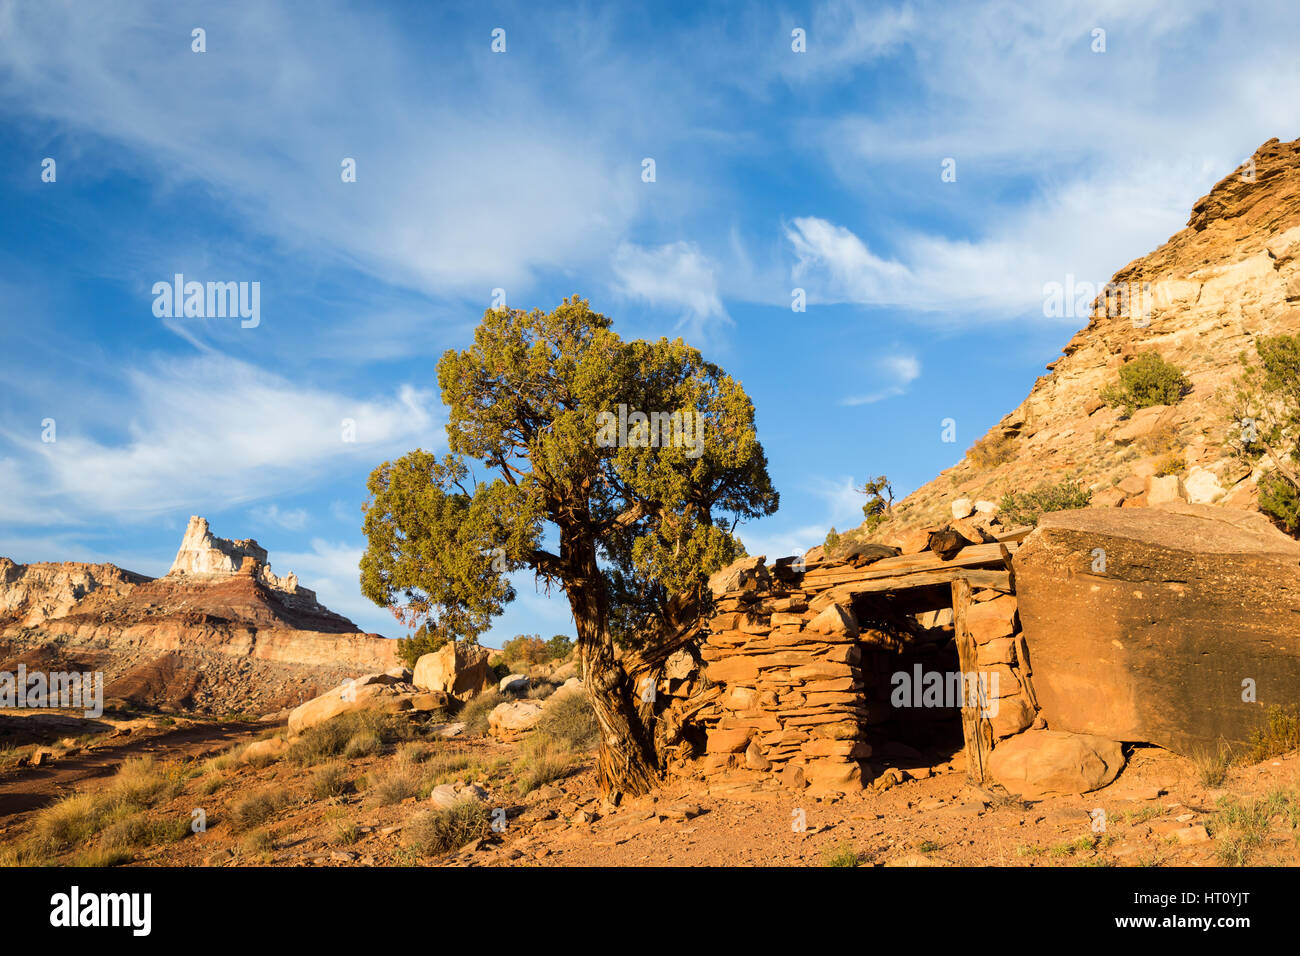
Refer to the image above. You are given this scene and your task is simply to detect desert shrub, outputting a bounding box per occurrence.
[1223,335,1300,532]
[545,635,574,660]
[240,828,275,860]
[311,762,352,799]
[1100,351,1190,415]
[11,758,181,863]
[1244,704,1300,763]
[824,526,840,551]
[403,801,491,856]
[333,819,362,844]
[535,691,600,751]
[458,689,503,736]
[525,678,560,700]
[1258,472,1300,533]
[343,729,383,759]
[396,622,452,669]
[967,431,1017,469]
[98,813,189,853]
[999,480,1092,526]
[1190,742,1233,787]
[228,788,290,833]
[1153,453,1183,477]
[501,634,549,669]
[1136,416,1184,458]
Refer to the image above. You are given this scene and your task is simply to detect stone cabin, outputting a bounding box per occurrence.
[674,503,1300,797]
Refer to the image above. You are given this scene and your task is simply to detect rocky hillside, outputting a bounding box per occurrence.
[870,136,1300,540]
[0,517,396,715]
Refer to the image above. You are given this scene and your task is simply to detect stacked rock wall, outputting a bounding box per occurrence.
[691,539,1044,792]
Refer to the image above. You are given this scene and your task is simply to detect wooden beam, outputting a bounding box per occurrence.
[952,576,993,786]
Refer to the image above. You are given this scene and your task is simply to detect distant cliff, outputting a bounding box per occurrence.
[0,517,396,715]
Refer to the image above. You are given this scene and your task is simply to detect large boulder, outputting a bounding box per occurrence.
[1014,504,1300,755]
[287,680,413,735]
[413,641,492,701]
[987,730,1125,797]
[488,699,544,737]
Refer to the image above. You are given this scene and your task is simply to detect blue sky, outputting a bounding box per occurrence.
[1,0,1298,645]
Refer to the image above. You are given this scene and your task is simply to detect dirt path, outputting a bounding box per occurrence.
[0,720,264,820]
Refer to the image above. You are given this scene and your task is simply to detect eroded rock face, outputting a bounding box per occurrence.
[0,518,399,715]
[1014,504,1300,755]
[169,516,269,577]
[0,558,148,628]
[872,136,1300,537]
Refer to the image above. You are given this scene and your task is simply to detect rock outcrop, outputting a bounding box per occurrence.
[1014,503,1300,755]
[869,136,1300,539]
[0,518,397,715]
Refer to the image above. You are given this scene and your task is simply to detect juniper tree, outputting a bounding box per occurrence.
[360,297,778,793]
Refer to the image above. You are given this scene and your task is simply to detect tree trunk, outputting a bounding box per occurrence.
[564,531,661,797]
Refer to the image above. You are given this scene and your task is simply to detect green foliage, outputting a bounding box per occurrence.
[1100,351,1190,415]
[823,526,840,551]
[998,479,1092,526]
[396,622,451,669]
[859,475,894,533]
[360,297,778,786]
[1224,334,1300,532]
[1258,473,1300,532]
[822,843,860,867]
[501,634,548,669]
[361,297,777,646]
[545,634,574,660]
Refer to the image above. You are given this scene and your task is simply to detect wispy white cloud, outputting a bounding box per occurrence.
[841,352,921,406]
[611,241,730,336]
[0,352,440,524]
[250,504,310,532]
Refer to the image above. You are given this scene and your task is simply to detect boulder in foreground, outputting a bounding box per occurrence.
[987,729,1125,797]
[1014,504,1300,755]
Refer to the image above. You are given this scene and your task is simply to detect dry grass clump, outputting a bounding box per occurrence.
[367,763,425,806]
[311,762,352,799]
[1244,705,1300,764]
[403,800,491,856]
[2,756,187,865]
[535,691,600,751]
[1190,741,1234,787]
[967,431,1017,469]
[513,736,573,796]
[286,710,409,766]
[458,690,503,736]
[228,788,291,833]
